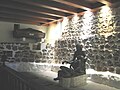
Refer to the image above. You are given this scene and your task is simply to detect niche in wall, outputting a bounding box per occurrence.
[13,24,45,40]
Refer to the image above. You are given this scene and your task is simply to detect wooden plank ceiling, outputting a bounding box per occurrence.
[0,0,119,25]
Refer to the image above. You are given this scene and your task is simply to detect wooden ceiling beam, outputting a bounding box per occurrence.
[0,12,52,23]
[0,0,117,25]
[52,0,105,10]
[89,0,112,6]
[11,0,79,14]
[0,7,59,21]
[0,17,43,25]
[51,0,91,10]
[0,0,70,17]
[0,13,48,24]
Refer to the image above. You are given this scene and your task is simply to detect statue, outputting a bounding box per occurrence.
[54,44,86,81]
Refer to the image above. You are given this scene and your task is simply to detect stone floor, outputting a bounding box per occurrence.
[20,71,120,90]
[6,62,120,90]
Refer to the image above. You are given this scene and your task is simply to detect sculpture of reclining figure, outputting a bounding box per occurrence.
[54,44,87,81]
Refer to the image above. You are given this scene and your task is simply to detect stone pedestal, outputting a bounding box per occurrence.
[59,75,87,88]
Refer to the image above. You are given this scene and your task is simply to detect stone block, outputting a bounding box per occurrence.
[108,66,115,72]
[59,75,87,88]
[59,77,71,88]
[116,67,120,74]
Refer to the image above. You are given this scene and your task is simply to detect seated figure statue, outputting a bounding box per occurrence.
[54,44,86,81]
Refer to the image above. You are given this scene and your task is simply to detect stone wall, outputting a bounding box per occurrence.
[0,42,54,63]
[0,6,120,74]
[54,6,120,73]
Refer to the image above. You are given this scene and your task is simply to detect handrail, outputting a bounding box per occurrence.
[0,65,37,90]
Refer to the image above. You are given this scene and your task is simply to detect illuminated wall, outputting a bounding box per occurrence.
[47,5,120,73]
[46,22,62,46]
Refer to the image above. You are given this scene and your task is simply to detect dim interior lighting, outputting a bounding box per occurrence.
[98,6,114,38]
[62,17,69,26]
[63,17,68,21]
[47,21,62,47]
[22,37,26,41]
[72,14,79,23]
[80,10,95,39]
[100,6,112,20]
[62,17,69,32]
[99,6,112,21]
[83,10,94,21]
[100,6,112,14]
